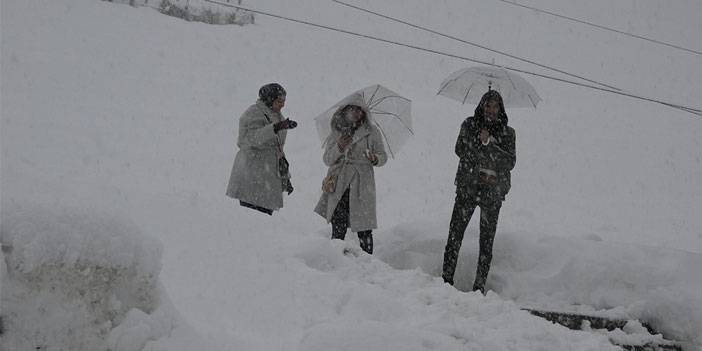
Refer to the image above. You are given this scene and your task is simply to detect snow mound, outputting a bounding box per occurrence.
[0,203,208,351]
[376,221,702,349]
[293,237,619,351]
[2,204,161,281]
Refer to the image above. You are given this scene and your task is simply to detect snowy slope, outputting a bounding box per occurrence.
[2,0,701,350]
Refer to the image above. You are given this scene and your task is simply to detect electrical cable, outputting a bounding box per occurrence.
[202,0,702,117]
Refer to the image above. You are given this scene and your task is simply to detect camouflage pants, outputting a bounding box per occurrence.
[442,192,501,293]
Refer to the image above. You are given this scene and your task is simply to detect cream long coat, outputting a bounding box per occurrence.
[314,106,387,232]
[226,100,288,211]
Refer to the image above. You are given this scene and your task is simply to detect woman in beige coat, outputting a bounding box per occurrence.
[226,83,297,215]
[314,100,387,254]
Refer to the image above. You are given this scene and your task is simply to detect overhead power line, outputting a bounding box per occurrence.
[332,0,621,91]
[202,0,702,117]
[496,0,702,57]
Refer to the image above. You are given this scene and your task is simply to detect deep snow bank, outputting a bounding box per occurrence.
[0,203,210,351]
[292,237,621,351]
[376,221,702,349]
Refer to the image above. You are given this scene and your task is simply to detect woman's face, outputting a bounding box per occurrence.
[484,100,500,122]
[271,96,286,113]
[345,107,363,123]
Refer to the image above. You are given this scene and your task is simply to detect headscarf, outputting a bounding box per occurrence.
[258,83,286,107]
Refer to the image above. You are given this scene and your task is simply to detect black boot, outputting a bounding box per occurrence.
[357,230,373,254]
[472,270,487,294]
[442,275,454,286]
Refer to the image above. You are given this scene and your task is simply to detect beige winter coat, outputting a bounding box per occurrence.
[226,100,288,211]
[314,105,388,232]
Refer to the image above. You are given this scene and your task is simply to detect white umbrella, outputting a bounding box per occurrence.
[314,84,412,158]
[438,66,541,108]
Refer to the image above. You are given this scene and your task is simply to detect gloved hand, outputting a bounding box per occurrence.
[284,179,294,195]
[365,149,378,165]
[274,119,298,133]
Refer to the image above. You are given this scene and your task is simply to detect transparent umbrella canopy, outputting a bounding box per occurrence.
[438,66,541,108]
[314,84,413,158]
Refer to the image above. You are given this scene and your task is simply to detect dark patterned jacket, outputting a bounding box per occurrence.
[454,116,516,202]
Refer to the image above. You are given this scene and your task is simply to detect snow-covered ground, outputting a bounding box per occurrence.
[0,205,214,350]
[2,0,701,350]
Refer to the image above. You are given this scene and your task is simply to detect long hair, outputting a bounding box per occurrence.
[474,90,508,129]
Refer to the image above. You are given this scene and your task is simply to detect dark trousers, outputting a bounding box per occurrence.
[331,189,373,254]
[442,192,501,293]
[239,201,273,216]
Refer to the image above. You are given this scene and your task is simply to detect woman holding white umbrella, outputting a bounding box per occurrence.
[314,96,388,254]
[439,66,533,292]
[442,89,516,293]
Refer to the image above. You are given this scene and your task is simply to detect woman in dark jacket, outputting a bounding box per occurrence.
[442,90,516,293]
